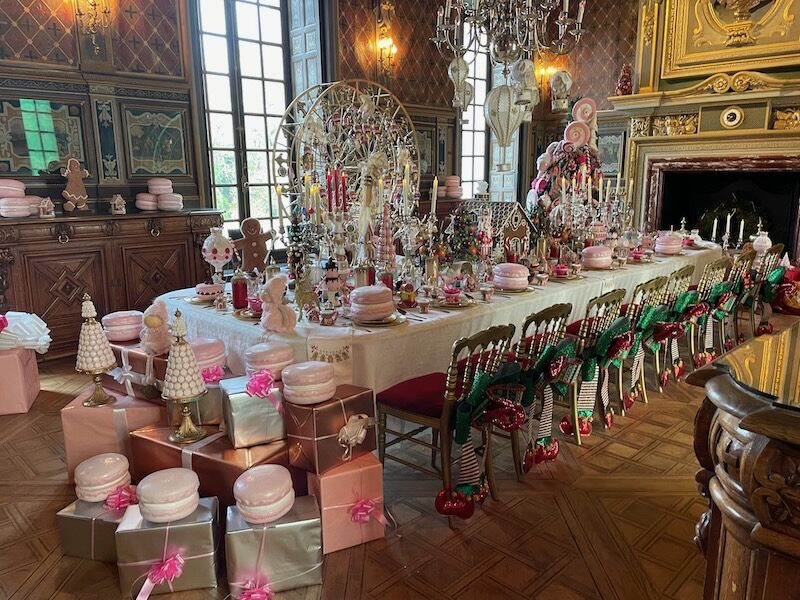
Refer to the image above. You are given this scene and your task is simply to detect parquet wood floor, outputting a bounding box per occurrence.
[6,318,793,599]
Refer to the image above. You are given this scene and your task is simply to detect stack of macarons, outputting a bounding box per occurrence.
[136,178,183,212]
[0,178,42,218]
[445,175,463,199]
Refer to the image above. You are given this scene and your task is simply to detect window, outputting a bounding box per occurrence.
[20,99,59,174]
[197,0,298,239]
[460,34,488,200]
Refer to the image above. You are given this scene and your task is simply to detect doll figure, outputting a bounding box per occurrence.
[260,274,297,334]
[140,299,173,355]
[60,158,90,212]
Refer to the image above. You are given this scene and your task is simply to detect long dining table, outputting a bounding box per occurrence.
[159,246,722,394]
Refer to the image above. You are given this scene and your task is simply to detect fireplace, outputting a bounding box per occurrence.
[646,157,800,258]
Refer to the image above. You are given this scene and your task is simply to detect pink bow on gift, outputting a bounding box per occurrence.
[246,370,283,415]
[105,485,138,511]
[0,315,7,334]
[350,498,376,524]
[201,365,225,384]
[238,581,275,600]
[147,554,184,586]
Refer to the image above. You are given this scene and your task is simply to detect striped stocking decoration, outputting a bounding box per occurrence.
[525,402,538,449]
[704,318,714,352]
[577,365,599,414]
[599,367,611,423]
[457,437,481,489]
[537,386,554,442]
[629,346,644,392]
[670,338,680,365]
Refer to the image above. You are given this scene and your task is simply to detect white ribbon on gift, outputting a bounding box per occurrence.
[0,311,51,353]
[180,432,227,470]
[338,414,374,460]
[107,348,162,395]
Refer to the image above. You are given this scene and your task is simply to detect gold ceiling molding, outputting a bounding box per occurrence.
[674,70,789,96]
[774,107,800,129]
[662,0,800,80]
[651,113,699,136]
[642,2,658,47]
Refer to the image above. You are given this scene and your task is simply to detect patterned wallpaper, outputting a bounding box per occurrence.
[338,0,639,111]
[338,0,452,107]
[114,0,183,77]
[0,0,78,66]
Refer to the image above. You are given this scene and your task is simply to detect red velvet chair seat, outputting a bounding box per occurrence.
[566,317,594,336]
[376,372,448,418]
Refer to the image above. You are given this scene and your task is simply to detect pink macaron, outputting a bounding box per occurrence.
[349,285,395,321]
[25,196,42,215]
[233,465,295,524]
[245,341,295,378]
[581,245,613,269]
[0,197,30,218]
[157,193,183,211]
[196,282,224,298]
[74,453,132,503]
[189,337,227,371]
[493,262,530,290]
[147,178,173,195]
[102,310,144,342]
[137,468,200,523]
[282,361,336,405]
[135,192,158,211]
[0,179,25,198]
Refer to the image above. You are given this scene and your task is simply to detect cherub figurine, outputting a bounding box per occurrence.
[260,274,297,334]
[110,194,126,215]
[38,197,55,218]
[140,299,173,355]
[60,158,90,212]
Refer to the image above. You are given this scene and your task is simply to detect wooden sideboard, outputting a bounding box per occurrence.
[689,323,800,599]
[0,209,222,359]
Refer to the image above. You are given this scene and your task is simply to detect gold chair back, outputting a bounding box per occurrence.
[575,289,626,353]
[627,276,668,327]
[756,244,784,281]
[514,303,572,366]
[696,257,732,300]
[661,264,695,307]
[441,324,516,431]
[728,249,755,289]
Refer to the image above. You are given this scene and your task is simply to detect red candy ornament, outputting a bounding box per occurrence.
[434,488,475,519]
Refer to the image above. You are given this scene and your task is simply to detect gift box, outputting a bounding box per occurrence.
[116,497,219,598]
[221,376,286,449]
[166,383,224,427]
[285,385,376,475]
[61,386,166,482]
[103,342,167,402]
[0,347,40,415]
[226,495,322,595]
[57,500,127,562]
[307,453,384,554]
[129,427,306,506]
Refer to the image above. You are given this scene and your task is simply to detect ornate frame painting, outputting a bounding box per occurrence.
[0,97,86,177]
[662,0,800,79]
[121,105,191,178]
[598,132,625,176]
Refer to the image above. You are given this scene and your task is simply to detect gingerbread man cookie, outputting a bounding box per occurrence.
[60,158,90,212]
[233,217,274,272]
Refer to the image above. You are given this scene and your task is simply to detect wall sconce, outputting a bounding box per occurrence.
[375,0,397,81]
[75,0,111,55]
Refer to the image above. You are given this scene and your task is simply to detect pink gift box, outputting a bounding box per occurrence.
[0,348,39,415]
[307,453,384,554]
[61,385,167,482]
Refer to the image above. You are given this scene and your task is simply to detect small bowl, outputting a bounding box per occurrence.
[247,296,263,315]
[479,284,495,302]
[418,297,431,314]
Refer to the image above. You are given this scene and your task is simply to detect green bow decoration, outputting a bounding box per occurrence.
[529,338,579,399]
[761,266,787,303]
[671,290,699,318]
[581,316,632,379]
[630,304,671,357]
[453,362,522,444]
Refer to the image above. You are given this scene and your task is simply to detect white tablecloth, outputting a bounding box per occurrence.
[159,247,721,393]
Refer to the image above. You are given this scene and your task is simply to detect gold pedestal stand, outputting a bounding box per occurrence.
[79,367,116,407]
[165,391,207,444]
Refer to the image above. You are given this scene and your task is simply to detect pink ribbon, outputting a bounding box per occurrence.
[246,370,283,415]
[350,498,376,524]
[136,554,184,600]
[201,365,225,383]
[0,315,7,334]
[105,485,138,511]
[238,581,275,600]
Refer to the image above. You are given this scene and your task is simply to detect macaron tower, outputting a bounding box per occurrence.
[0,179,43,218]
[140,177,183,211]
[445,175,463,199]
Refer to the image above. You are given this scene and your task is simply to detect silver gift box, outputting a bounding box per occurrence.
[221,376,286,449]
[225,495,322,595]
[57,499,126,562]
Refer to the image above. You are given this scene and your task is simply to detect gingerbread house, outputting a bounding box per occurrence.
[459,199,536,259]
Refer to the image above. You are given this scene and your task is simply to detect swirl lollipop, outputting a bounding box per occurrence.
[571,98,597,123]
[564,121,591,147]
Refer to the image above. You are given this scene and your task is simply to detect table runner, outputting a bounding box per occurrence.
[159,247,721,393]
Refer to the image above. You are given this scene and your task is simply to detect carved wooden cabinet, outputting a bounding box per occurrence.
[689,323,800,599]
[0,210,222,359]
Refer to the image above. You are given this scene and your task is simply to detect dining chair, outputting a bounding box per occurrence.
[658,264,695,379]
[376,324,515,524]
[744,244,784,336]
[693,256,732,366]
[560,288,627,443]
[622,275,667,408]
[720,249,756,350]
[511,303,573,473]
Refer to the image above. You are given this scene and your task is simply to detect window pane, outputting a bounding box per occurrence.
[474,131,486,153]
[260,7,283,44]
[205,74,232,111]
[262,45,284,79]
[200,0,226,34]
[266,117,282,146]
[241,78,265,114]
[209,113,235,149]
[244,115,267,149]
[248,185,271,218]
[462,131,474,155]
[462,161,473,182]
[236,1,260,40]
[212,151,238,185]
[247,151,269,184]
[239,41,262,77]
[214,186,240,221]
[473,157,485,180]
[203,34,229,73]
[264,81,286,114]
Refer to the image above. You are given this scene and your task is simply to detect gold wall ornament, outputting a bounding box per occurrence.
[662,0,800,80]
[643,2,657,46]
[630,116,652,138]
[651,114,699,136]
[774,107,800,130]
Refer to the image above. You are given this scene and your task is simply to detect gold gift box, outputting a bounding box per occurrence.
[285,385,376,475]
[221,376,286,449]
[115,497,219,598]
[225,495,322,595]
[57,500,126,562]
